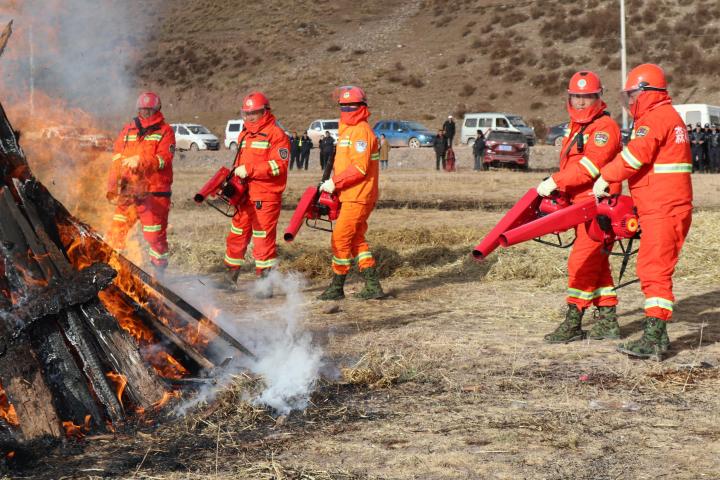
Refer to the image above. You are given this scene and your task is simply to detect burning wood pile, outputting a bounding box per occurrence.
[0,96,253,451]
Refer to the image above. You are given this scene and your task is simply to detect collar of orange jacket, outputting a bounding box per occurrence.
[244,110,276,134]
[136,111,165,128]
[340,105,370,126]
[567,99,607,125]
[630,90,672,120]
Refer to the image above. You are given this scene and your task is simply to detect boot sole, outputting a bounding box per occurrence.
[588,333,621,340]
[616,346,663,361]
[544,333,586,344]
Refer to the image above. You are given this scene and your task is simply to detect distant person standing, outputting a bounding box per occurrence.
[709,124,720,173]
[433,130,448,170]
[472,130,486,171]
[289,131,301,170]
[319,131,335,170]
[300,133,313,170]
[690,123,704,172]
[443,115,456,145]
[379,133,390,170]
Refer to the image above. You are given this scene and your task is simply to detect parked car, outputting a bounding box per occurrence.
[171,124,220,151]
[546,122,568,146]
[307,119,339,143]
[461,112,536,146]
[483,130,529,170]
[37,126,113,151]
[372,120,434,148]
[224,119,244,150]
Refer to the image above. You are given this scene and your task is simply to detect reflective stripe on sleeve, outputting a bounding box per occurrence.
[112,214,128,223]
[142,224,162,232]
[621,147,643,170]
[337,140,352,147]
[157,155,165,170]
[112,153,122,161]
[355,165,366,175]
[370,152,380,161]
[579,156,600,178]
[268,160,280,176]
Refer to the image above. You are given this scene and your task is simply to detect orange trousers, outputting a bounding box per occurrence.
[331,201,376,275]
[225,199,280,274]
[637,210,692,321]
[107,196,170,267]
[566,221,617,309]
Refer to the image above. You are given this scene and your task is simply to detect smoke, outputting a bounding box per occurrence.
[166,270,323,416]
[0,0,151,122]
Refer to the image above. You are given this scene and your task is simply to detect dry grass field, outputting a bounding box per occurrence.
[17,147,720,479]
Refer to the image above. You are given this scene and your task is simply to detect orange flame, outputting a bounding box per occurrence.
[105,371,128,407]
[61,414,92,440]
[0,383,19,427]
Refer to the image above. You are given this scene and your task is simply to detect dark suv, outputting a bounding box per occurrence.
[483,130,530,170]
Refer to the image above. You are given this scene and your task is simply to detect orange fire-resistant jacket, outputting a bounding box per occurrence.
[233,112,289,202]
[600,92,693,219]
[332,120,379,204]
[111,111,175,193]
[553,112,622,202]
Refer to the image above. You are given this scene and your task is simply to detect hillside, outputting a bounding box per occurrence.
[134,0,720,138]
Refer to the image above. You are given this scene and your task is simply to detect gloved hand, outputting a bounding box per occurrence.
[536,177,557,197]
[234,165,248,179]
[593,176,610,199]
[121,155,140,170]
[319,178,335,194]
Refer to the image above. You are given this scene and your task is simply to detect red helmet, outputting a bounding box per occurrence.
[241,92,270,112]
[334,85,367,104]
[567,71,602,95]
[136,92,161,111]
[624,63,667,92]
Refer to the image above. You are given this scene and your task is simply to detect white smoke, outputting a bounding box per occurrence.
[0,0,151,121]
[166,270,323,416]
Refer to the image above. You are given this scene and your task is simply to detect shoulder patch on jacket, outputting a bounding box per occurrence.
[355,140,367,153]
[279,148,289,159]
[593,131,609,146]
[635,126,650,137]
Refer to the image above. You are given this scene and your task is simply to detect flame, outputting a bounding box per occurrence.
[61,414,92,440]
[6,451,15,460]
[105,371,127,407]
[0,383,19,427]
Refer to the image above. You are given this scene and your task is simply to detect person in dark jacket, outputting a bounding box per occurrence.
[433,130,448,170]
[690,123,705,172]
[289,132,301,170]
[708,125,720,173]
[472,130,486,171]
[319,131,335,170]
[442,115,456,145]
[300,133,313,170]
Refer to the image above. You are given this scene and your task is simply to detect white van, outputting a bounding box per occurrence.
[170,124,220,151]
[307,119,339,143]
[461,112,535,146]
[673,104,720,127]
[224,119,244,150]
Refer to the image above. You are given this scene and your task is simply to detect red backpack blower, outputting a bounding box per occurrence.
[472,188,640,286]
[194,134,248,217]
[283,150,340,242]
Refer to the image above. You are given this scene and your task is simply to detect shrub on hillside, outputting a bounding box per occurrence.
[459,84,476,97]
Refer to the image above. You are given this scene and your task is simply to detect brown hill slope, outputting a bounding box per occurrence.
[136,0,720,138]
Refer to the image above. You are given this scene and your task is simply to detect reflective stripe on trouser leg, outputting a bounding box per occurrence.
[331,201,375,275]
[225,202,252,268]
[566,222,617,309]
[249,201,281,270]
[106,204,138,251]
[138,196,170,266]
[637,211,692,321]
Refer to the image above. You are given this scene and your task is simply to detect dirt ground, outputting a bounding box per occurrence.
[13,147,720,479]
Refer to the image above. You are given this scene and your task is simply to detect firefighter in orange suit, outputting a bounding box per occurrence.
[536,71,623,344]
[593,64,693,360]
[106,92,175,275]
[317,86,384,300]
[224,92,289,297]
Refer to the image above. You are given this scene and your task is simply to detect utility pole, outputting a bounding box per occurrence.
[29,23,35,117]
[620,0,628,129]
